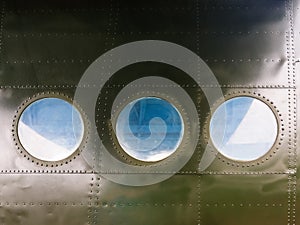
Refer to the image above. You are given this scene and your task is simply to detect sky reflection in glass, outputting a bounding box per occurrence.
[18,98,84,161]
[210,97,278,161]
[116,97,184,162]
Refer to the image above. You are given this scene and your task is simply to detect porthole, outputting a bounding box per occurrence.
[209,96,278,162]
[115,97,184,162]
[17,98,84,162]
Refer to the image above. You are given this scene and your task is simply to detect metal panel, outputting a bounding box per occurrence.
[200,174,288,225]
[0,205,89,225]
[0,174,94,225]
[0,174,93,204]
[0,0,297,225]
[90,175,198,225]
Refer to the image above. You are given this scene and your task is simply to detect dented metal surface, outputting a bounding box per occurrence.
[0,0,298,224]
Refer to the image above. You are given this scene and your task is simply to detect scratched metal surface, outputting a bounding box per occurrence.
[294,1,300,225]
[0,0,298,225]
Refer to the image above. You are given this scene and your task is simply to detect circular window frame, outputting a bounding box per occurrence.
[94,74,202,170]
[114,96,185,163]
[110,92,188,165]
[204,91,283,167]
[12,92,89,167]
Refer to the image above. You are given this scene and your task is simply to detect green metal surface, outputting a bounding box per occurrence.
[0,0,298,224]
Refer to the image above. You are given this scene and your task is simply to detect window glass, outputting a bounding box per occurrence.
[210,96,278,161]
[116,97,184,162]
[17,98,84,161]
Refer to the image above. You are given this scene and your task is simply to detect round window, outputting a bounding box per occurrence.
[116,97,184,162]
[17,98,84,162]
[209,96,278,161]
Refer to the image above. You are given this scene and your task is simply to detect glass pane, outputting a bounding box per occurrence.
[210,97,278,161]
[116,97,184,162]
[17,98,84,161]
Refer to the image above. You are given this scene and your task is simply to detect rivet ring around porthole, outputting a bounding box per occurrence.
[109,76,199,167]
[12,92,88,167]
[203,91,281,167]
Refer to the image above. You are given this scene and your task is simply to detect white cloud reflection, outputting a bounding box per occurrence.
[210,97,278,161]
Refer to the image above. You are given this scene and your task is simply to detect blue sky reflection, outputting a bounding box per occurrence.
[116,97,184,162]
[18,98,84,161]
